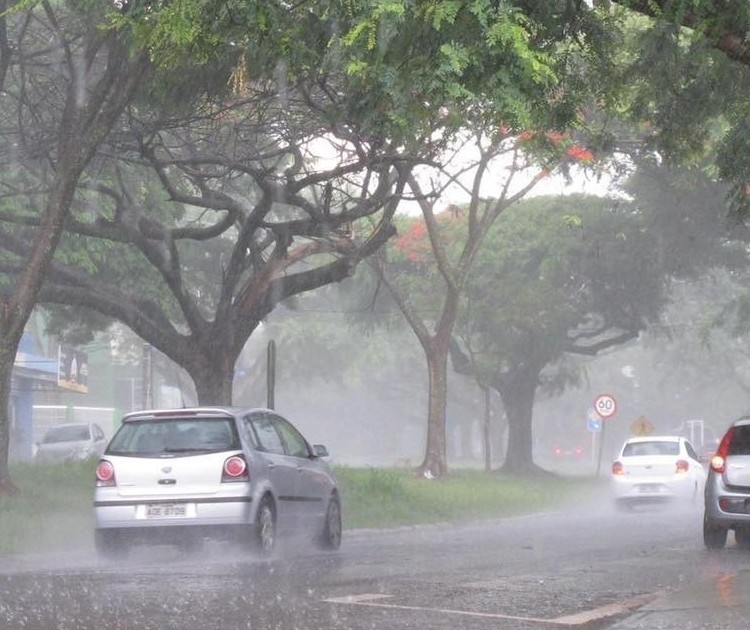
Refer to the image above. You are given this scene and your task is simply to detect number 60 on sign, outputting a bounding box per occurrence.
[594,393,617,419]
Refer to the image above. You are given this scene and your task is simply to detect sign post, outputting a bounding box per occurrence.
[594,393,617,477]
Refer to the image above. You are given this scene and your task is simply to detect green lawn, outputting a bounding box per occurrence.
[0,460,603,556]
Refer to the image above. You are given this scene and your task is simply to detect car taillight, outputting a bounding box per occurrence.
[711,427,736,473]
[96,460,116,487]
[675,459,689,474]
[612,461,624,475]
[222,455,249,482]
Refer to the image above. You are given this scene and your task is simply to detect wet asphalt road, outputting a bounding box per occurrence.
[0,492,744,629]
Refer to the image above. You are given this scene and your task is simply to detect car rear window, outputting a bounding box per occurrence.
[107,418,240,456]
[728,425,750,456]
[622,441,679,457]
[43,425,90,443]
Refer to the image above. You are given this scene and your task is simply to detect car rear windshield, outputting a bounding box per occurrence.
[622,441,679,457]
[728,425,750,456]
[42,425,90,443]
[106,418,240,456]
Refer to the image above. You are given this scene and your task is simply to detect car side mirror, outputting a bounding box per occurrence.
[313,444,329,458]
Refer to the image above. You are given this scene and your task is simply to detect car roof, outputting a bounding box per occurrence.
[731,416,750,427]
[46,422,92,429]
[623,435,683,443]
[121,406,270,422]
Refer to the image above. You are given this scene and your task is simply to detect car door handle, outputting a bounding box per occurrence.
[267,463,276,470]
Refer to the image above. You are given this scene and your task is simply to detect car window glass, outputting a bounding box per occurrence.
[107,418,239,455]
[273,416,310,458]
[240,415,259,449]
[685,441,699,460]
[729,426,750,456]
[43,425,90,443]
[250,415,286,455]
[623,441,679,457]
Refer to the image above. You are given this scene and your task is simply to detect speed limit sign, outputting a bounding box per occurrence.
[594,393,617,419]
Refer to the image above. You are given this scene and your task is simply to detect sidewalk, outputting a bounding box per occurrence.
[610,568,750,629]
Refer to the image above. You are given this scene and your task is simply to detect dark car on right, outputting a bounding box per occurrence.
[704,415,750,548]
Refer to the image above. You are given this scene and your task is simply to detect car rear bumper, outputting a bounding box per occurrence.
[94,495,254,529]
[705,475,750,527]
[612,475,696,501]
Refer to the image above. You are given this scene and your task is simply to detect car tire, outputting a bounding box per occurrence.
[703,513,728,549]
[95,529,128,559]
[317,495,342,551]
[254,496,276,555]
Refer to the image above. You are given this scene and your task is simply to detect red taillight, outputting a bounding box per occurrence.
[96,460,115,487]
[612,461,624,475]
[711,427,736,473]
[222,455,249,482]
[676,459,689,474]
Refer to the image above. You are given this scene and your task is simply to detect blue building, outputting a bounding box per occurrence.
[11,331,59,460]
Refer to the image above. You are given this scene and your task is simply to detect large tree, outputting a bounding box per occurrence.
[3,5,616,428]
[452,166,745,474]
[0,1,149,493]
[373,129,587,477]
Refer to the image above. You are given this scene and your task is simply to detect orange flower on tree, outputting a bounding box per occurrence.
[565,144,594,162]
[394,220,430,262]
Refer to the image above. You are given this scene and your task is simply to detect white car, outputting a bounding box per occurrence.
[35,422,108,463]
[94,407,342,557]
[611,435,707,511]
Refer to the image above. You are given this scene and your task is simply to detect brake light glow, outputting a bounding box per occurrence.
[612,461,624,475]
[96,460,116,487]
[675,459,689,474]
[711,427,736,473]
[222,455,249,482]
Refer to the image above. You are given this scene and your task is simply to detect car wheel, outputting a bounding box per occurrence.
[318,495,342,551]
[95,529,128,559]
[254,496,276,555]
[703,513,728,549]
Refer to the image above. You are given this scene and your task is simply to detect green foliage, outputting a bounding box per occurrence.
[608,3,750,216]
[333,467,599,529]
[112,0,614,146]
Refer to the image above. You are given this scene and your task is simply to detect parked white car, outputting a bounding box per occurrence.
[611,435,706,511]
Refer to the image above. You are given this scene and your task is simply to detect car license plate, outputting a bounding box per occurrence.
[638,484,659,493]
[146,503,188,518]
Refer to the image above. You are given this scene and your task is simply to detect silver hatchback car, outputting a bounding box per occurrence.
[94,407,341,557]
[704,416,750,548]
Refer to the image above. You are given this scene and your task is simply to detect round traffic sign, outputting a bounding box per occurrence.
[594,393,617,419]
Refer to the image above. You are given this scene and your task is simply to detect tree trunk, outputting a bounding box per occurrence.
[483,386,492,473]
[496,364,543,475]
[418,343,449,477]
[0,340,16,494]
[188,351,235,406]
